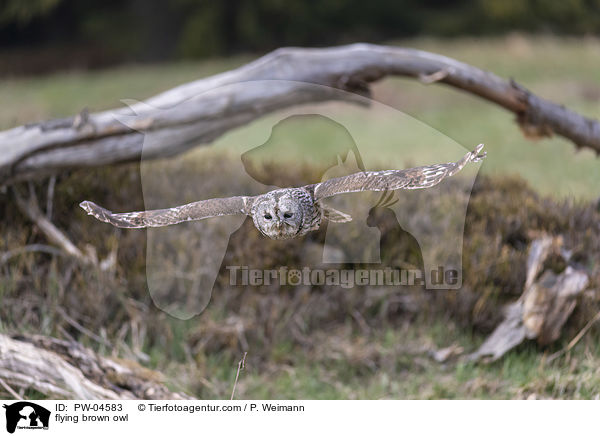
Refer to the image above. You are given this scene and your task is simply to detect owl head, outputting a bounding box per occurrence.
[251,191,304,239]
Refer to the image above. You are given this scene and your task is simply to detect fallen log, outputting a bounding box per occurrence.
[469,236,589,361]
[1,43,598,185]
[0,334,193,400]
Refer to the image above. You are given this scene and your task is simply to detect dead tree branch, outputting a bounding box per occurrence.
[12,185,93,264]
[0,244,64,264]
[546,310,600,363]
[469,236,590,362]
[230,351,247,400]
[0,334,193,400]
[0,377,23,400]
[1,43,598,185]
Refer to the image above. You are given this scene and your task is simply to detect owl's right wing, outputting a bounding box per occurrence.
[80,196,252,228]
[312,144,485,200]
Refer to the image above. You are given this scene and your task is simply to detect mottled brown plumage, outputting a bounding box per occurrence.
[80,144,486,239]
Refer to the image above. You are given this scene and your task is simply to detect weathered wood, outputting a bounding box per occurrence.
[0,44,598,185]
[470,236,589,361]
[468,302,528,362]
[12,185,93,264]
[0,334,193,400]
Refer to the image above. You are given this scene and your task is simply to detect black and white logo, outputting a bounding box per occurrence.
[3,402,50,433]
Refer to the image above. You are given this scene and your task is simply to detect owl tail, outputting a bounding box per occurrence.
[323,206,352,223]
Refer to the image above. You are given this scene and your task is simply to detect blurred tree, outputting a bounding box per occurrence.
[0,0,62,24]
[0,0,599,73]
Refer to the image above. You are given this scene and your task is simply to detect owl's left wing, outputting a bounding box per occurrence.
[80,196,252,228]
[313,144,485,201]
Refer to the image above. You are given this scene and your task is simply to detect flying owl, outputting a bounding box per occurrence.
[80,144,486,240]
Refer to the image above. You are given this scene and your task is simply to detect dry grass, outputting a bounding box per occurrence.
[1,36,600,398]
[1,150,598,398]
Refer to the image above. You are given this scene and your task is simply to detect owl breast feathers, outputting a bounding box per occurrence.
[80,144,486,240]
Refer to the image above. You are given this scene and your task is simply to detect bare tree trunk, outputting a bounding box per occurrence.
[1,43,598,185]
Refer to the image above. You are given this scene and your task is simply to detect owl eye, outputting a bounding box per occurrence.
[283,212,293,219]
[264,213,272,220]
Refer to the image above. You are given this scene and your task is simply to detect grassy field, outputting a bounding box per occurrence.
[1,36,600,400]
[160,315,600,400]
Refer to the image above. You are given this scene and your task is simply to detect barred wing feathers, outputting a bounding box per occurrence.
[80,196,251,229]
[313,144,485,200]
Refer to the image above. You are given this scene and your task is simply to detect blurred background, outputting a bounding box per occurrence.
[1,0,600,400]
[2,0,600,74]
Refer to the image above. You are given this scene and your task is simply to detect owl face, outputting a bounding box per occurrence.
[252,191,304,239]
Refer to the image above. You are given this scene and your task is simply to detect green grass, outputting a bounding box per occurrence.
[169,319,600,399]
